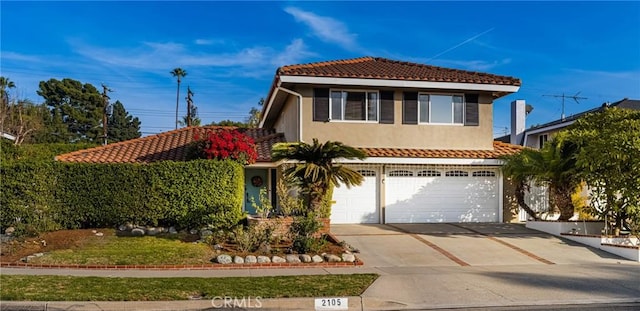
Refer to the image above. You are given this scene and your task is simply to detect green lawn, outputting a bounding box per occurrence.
[29,234,215,265]
[0,274,378,301]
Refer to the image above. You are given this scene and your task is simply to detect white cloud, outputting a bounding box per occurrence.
[284,7,358,51]
[271,39,316,67]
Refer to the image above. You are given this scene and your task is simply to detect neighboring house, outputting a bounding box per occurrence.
[497,98,640,149]
[495,98,640,221]
[57,57,524,224]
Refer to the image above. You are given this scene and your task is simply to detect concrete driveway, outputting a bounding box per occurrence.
[331,223,640,310]
[331,223,627,267]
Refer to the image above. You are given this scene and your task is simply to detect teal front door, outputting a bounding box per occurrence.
[244,169,268,215]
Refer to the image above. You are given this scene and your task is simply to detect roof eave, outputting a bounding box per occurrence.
[278,75,520,94]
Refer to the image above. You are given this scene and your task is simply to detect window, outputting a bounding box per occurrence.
[329,90,379,121]
[404,92,478,126]
[417,94,464,124]
[388,170,413,177]
[538,134,548,149]
[472,171,496,177]
[357,170,376,177]
[445,170,469,177]
[417,170,441,177]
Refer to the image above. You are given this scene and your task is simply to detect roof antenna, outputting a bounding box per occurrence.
[542,92,587,121]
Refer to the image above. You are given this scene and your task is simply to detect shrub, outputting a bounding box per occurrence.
[189,128,258,165]
[230,223,275,253]
[276,179,305,217]
[0,159,244,232]
[290,213,326,254]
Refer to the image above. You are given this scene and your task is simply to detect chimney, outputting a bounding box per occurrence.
[510,99,526,145]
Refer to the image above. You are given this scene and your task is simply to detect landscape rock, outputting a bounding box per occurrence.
[311,255,324,263]
[200,230,213,237]
[233,255,245,264]
[257,256,271,263]
[285,254,301,263]
[33,252,45,257]
[4,227,15,236]
[341,253,356,262]
[271,256,286,263]
[131,228,145,236]
[118,224,128,231]
[299,254,312,263]
[323,254,342,262]
[91,230,97,233]
[189,229,199,235]
[245,255,257,264]
[146,227,161,236]
[95,232,104,237]
[213,244,223,250]
[216,254,232,264]
[168,227,178,234]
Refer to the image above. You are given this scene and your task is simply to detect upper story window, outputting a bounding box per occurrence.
[330,90,378,121]
[403,92,479,126]
[313,88,394,123]
[418,94,464,124]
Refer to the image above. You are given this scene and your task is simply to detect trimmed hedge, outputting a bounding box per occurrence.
[1,140,97,163]
[1,160,244,233]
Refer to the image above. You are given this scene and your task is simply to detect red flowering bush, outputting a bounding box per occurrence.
[191,128,258,165]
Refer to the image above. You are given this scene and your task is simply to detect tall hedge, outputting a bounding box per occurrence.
[1,159,244,232]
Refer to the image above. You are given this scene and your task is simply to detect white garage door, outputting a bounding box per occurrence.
[331,168,379,224]
[385,168,499,223]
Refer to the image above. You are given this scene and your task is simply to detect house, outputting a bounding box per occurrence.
[260,57,522,224]
[57,57,524,224]
[497,98,640,149]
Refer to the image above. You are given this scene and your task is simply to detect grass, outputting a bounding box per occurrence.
[0,274,378,301]
[29,233,215,265]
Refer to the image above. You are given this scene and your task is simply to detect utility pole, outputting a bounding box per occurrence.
[101,84,112,146]
[186,86,194,127]
[542,92,587,120]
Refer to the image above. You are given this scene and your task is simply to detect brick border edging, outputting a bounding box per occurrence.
[0,259,364,270]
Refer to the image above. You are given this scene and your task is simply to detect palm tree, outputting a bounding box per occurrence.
[271,139,367,215]
[170,68,187,130]
[1,76,16,133]
[502,133,580,220]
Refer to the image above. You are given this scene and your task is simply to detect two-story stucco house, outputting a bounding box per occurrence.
[56,57,523,224]
[259,57,522,224]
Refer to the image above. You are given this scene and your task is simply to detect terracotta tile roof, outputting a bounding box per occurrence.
[55,127,285,164]
[361,141,523,159]
[278,57,521,86]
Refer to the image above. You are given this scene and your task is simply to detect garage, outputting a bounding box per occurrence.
[384,167,499,223]
[330,167,379,224]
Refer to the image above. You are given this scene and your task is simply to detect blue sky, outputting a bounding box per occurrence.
[2,1,639,137]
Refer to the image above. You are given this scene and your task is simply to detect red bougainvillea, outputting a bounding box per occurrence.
[192,129,258,164]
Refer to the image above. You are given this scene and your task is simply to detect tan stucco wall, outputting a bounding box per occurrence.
[273,95,300,142]
[294,86,495,149]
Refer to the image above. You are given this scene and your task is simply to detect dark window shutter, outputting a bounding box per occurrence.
[313,88,329,122]
[403,92,418,124]
[380,91,394,124]
[464,93,479,126]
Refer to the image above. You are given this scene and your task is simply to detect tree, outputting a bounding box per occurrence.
[180,105,201,127]
[2,99,48,145]
[1,76,17,133]
[565,107,640,232]
[107,100,141,142]
[271,139,366,215]
[501,133,581,221]
[37,78,104,143]
[170,68,187,130]
[209,119,247,127]
[246,98,264,128]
